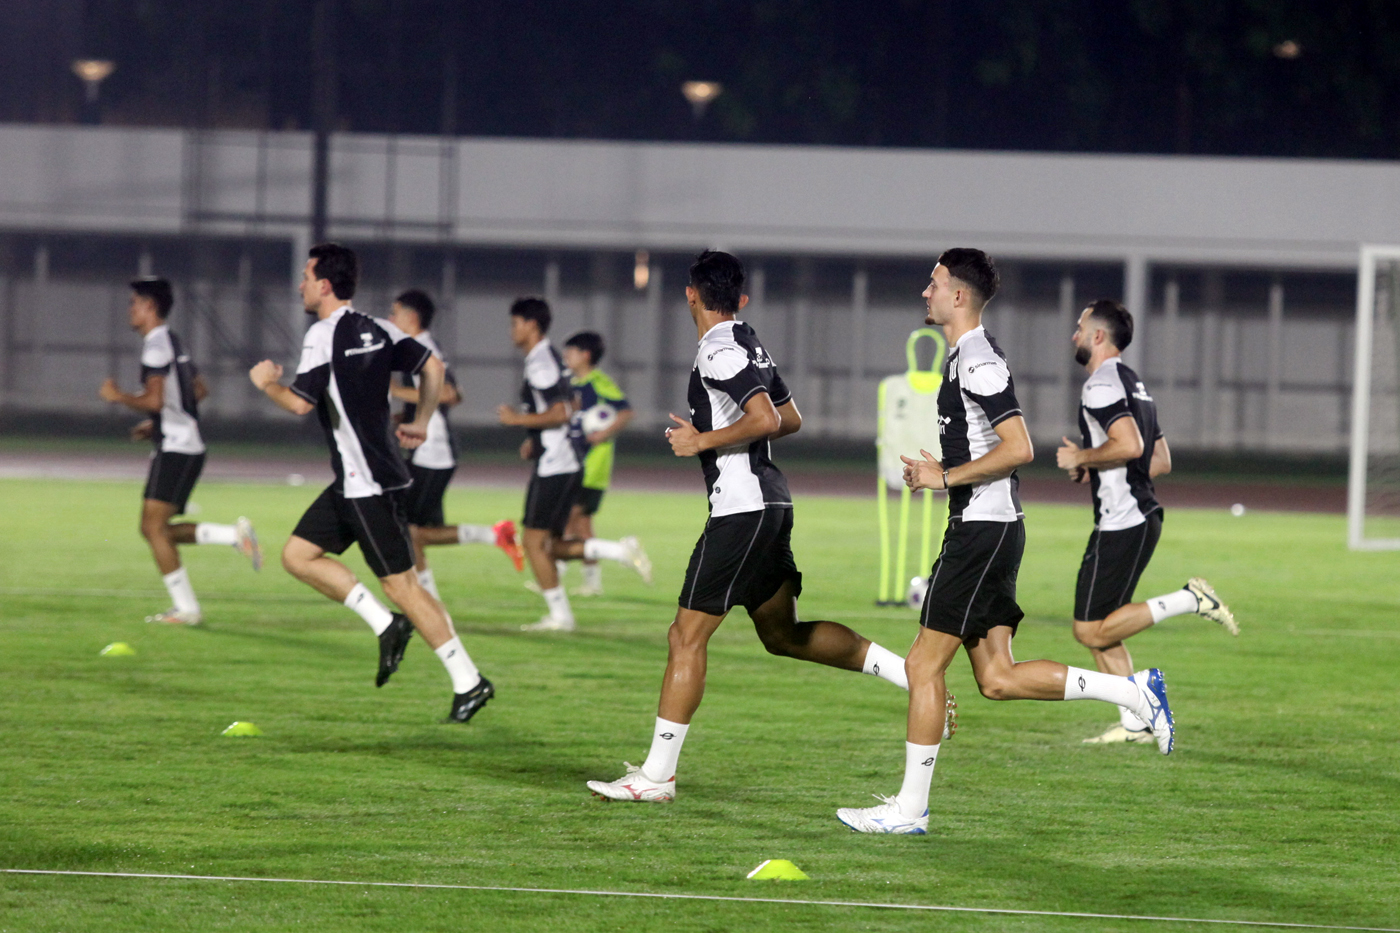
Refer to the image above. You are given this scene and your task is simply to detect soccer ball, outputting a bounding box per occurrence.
[580,403,617,436]
[906,576,928,611]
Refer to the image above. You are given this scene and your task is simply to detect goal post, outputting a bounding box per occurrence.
[1348,246,1400,550]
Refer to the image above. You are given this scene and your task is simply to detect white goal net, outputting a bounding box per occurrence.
[1348,246,1400,549]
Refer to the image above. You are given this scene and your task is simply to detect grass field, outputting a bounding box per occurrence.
[0,476,1397,932]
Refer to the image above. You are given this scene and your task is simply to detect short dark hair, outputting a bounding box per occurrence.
[937,248,999,307]
[394,289,437,329]
[688,249,745,315]
[510,296,552,334]
[1086,298,1134,350]
[308,242,359,300]
[565,330,605,365]
[130,277,173,319]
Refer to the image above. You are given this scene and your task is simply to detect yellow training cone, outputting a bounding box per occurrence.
[221,721,264,737]
[100,642,136,657]
[746,859,810,881]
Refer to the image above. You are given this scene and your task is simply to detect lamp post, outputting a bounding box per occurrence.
[681,81,722,120]
[71,59,115,125]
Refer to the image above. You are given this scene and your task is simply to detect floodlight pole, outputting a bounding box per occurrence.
[310,0,337,246]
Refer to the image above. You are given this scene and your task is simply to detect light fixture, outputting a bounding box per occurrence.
[1273,40,1301,60]
[71,59,116,102]
[633,250,650,291]
[681,81,723,119]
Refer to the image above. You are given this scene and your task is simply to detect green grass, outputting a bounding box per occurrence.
[0,477,1397,932]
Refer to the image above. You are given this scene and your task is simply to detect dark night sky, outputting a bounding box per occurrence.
[5,1,1400,159]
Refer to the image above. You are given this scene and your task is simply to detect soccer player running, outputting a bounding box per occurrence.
[558,330,634,597]
[837,249,1174,836]
[385,289,525,602]
[586,249,916,803]
[497,299,651,632]
[98,276,261,625]
[1055,300,1236,745]
[249,244,493,723]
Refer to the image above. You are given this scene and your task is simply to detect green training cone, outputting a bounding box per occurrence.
[221,721,264,737]
[746,859,810,881]
[99,642,136,657]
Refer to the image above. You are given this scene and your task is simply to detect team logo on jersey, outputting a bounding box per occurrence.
[345,331,386,356]
[1132,381,1154,402]
[751,345,773,368]
[938,414,951,434]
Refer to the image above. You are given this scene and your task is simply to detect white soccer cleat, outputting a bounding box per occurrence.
[620,536,653,585]
[572,583,605,598]
[1187,577,1237,635]
[520,615,575,632]
[587,762,675,802]
[145,608,202,626]
[1082,723,1156,745]
[235,516,262,571]
[836,795,928,835]
[1128,668,1174,755]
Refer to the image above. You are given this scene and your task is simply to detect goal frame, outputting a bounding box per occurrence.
[1347,245,1400,550]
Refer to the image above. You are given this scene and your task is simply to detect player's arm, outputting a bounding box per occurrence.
[396,355,443,449]
[193,375,210,403]
[902,416,1035,492]
[98,373,165,414]
[667,391,780,457]
[1148,436,1172,477]
[1057,416,1144,472]
[391,376,461,406]
[249,360,314,416]
[770,398,802,440]
[498,399,570,429]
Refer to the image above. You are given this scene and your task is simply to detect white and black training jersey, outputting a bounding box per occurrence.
[292,306,432,499]
[141,324,205,455]
[520,338,580,478]
[397,328,457,471]
[1077,356,1163,531]
[938,325,1023,523]
[687,320,792,517]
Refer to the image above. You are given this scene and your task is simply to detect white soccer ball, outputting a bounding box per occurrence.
[907,576,928,611]
[580,403,617,436]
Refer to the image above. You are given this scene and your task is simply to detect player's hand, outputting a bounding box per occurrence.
[129,419,154,442]
[666,414,702,457]
[586,431,608,446]
[1055,436,1082,471]
[497,403,523,426]
[98,378,123,403]
[900,449,945,491]
[1070,465,1089,484]
[396,420,427,449]
[249,360,283,391]
[518,438,537,460]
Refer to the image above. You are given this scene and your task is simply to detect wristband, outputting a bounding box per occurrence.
[942,469,950,490]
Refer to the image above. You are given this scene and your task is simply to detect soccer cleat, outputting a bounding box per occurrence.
[235,516,262,571]
[572,582,605,598]
[520,615,575,632]
[1082,723,1156,745]
[836,795,928,835]
[587,762,675,802]
[1128,668,1174,755]
[375,613,414,687]
[1187,577,1237,635]
[145,608,201,626]
[944,691,958,741]
[446,676,494,724]
[620,536,653,585]
[493,520,525,572]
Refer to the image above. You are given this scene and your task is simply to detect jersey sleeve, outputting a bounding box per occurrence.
[1081,377,1132,432]
[961,354,1022,426]
[768,368,792,408]
[140,334,172,380]
[291,324,332,405]
[380,320,433,375]
[526,353,572,407]
[699,344,768,408]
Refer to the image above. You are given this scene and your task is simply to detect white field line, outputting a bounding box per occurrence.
[2,870,1395,932]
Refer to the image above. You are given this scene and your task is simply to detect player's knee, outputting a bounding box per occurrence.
[977,672,1014,701]
[755,624,797,658]
[1073,623,1112,649]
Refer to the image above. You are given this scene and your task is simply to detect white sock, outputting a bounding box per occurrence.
[542,585,574,624]
[162,567,200,615]
[581,562,603,589]
[555,559,568,580]
[1147,588,1199,623]
[344,582,394,636]
[417,568,441,601]
[456,524,495,545]
[862,642,909,690]
[194,523,238,546]
[1063,666,1140,707]
[434,636,481,694]
[1120,705,1150,732]
[895,742,939,818]
[640,717,689,783]
[583,538,628,563]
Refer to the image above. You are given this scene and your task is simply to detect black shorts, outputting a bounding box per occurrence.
[403,463,455,527]
[1074,512,1163,621]
[920,519,1026,640]
[523,471,581,536]
[679,507,803,616]
[292,485,416,579]
[143,450,205,514]
[576,486,605,516]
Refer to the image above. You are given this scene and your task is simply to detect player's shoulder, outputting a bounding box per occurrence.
[141,326,174,365]
[525,340,565,385]
[697,322,751,378]
[590,368,625,398]
[1083,359,1129,405]
[957,329,1010,394]
[414,329,444,359]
